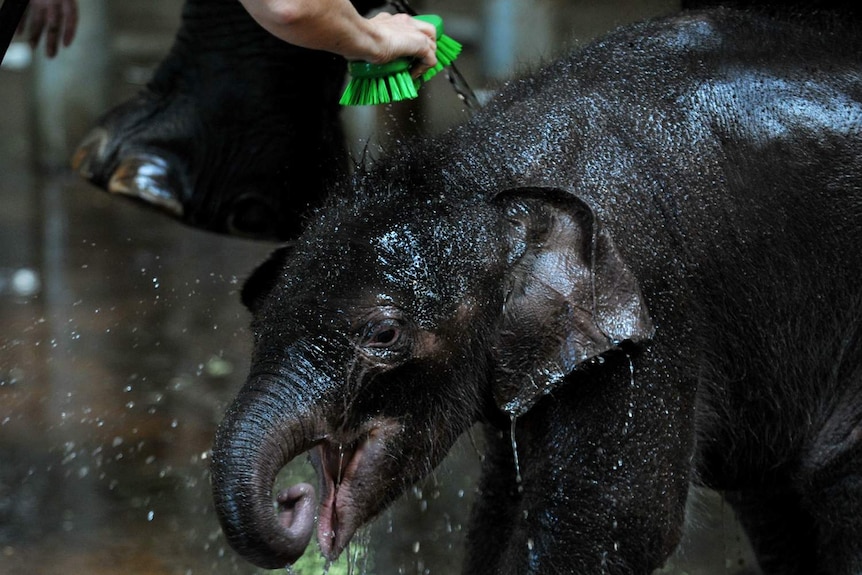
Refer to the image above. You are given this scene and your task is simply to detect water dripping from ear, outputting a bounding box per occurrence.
[509,415,523,493]
[467,426,485,463]
[623,353,636,435]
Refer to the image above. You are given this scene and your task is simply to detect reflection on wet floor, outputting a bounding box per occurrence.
[0,171,267,574]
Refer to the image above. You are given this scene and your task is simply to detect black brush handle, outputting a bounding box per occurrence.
[0,0,29,65]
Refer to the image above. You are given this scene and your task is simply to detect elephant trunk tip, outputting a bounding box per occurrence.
[211,428,319,569]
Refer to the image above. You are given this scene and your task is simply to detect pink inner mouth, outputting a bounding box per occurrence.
[309,419,403,560]
[314,436,374,560]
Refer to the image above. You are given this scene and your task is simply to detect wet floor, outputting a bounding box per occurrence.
[1,1,762,573]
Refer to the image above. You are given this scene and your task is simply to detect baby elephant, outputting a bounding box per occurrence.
[211,8,862,574]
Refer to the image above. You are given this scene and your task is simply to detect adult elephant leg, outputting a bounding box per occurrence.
[73,0,383,241]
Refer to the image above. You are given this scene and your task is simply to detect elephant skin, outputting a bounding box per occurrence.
[72,0,381,241]
[211,8,862,574]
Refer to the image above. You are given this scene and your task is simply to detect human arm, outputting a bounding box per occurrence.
[17,0,78,58]
[237,0,437,76]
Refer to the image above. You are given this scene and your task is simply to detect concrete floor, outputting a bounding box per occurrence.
[0,1,761,573]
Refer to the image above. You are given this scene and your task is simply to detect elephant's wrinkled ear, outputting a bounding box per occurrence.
[492,187,654,416]
[241,246,292,313]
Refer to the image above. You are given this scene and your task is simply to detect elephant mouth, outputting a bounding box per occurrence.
[304,419,403,560]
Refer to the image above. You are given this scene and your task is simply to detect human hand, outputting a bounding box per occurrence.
[17,0,78,58]
[365,12,437,79]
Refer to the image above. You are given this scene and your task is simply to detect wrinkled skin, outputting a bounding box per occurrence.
[211,8,862,574]
[73,0,381,240]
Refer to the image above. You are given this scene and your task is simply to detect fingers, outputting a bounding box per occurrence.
[368,12,438,78]
[61,0,79,49]
[404,15,438,79]
[25,3,47,52]
[19,0,78,58]
[16,7,29,37]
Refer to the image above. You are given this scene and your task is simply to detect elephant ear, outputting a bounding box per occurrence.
[241,246,292,313]
[492,187,654,416]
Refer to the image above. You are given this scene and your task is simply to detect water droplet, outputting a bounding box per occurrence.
[11,268,40,297]
[147,510,154,522]
[510,415,523,490]
[336,443,345,486]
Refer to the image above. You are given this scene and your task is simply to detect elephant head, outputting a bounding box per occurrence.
[210,185,653,568]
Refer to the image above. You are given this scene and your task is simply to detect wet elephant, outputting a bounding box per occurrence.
[210,8,862,574]
[72,0,383,241]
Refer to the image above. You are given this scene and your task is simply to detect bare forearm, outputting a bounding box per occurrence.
[238,0,378,60]
[238,0,437,70]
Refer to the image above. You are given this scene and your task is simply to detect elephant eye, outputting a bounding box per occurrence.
[363,320,404,349]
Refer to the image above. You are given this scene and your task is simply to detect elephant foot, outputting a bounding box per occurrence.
[73,126,184,217]
[72,0,349,241]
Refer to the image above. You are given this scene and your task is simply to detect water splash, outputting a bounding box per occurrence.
[623,354,636,436]
[336,442,345,486]
[345,526,373,575]
[444,65,482,111]
[510,415,523,492]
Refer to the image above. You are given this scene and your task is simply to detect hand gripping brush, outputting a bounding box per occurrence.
[339,14,462,106]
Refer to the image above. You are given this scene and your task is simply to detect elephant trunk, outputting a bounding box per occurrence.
[211,371,324,569]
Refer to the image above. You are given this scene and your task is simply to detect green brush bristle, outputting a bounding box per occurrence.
[340,14,463,106]
[339,60,418,106]
[421,33,463,83]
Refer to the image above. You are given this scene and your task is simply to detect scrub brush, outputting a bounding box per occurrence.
[339,14,462,106]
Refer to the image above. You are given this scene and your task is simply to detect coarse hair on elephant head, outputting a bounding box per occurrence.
[210,185,654,569]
